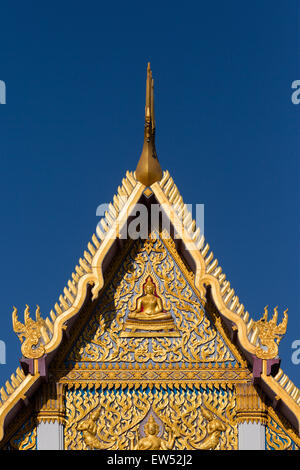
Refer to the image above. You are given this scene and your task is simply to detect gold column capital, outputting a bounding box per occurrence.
[236,382,267,425]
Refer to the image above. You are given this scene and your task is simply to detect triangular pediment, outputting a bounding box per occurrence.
[59,232,244,370]
[0,58,299,446]
[1,171,299,446]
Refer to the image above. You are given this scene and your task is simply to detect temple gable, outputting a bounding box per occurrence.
[0,64,299,451]
[61,233,241,370]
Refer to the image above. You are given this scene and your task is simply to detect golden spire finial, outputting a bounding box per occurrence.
[135,63,162,187]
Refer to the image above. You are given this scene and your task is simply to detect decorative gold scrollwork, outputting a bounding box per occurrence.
[65,385,236,450]
[69,234,235,365]
[8,417,37,450]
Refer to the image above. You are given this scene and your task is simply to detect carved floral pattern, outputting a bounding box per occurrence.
[64,384,237,450]
[66,234,236,366]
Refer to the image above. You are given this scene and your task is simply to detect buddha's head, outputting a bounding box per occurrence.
[144,277,155,295]
[145,415,159,436]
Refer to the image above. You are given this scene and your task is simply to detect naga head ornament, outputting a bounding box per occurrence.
[254,305,288,360]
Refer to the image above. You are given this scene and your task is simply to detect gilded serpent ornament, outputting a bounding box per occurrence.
[12,305,46,359]
[254,306,288,360]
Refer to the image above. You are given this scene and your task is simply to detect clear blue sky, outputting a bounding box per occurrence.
[0,1,299,387]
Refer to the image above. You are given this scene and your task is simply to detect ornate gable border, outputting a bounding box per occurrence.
[0,170,300,443]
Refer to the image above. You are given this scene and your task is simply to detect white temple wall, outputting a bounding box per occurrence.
[238,422,265,450]
[36,421,64,450]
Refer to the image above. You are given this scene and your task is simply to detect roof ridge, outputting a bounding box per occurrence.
[155,171,300,430]
[158,170,290,358]
[1,169,299,441]
[0,366,25,408]
[274,368,300,407]
[11,171,139,358]
[0,170,142,441]
[46,170,138,327]
[157,171,255,346]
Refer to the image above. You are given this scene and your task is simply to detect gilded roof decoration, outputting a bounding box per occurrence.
[0,63,300,445]
[1,168,300,441]
[135,63,162,187]
[254,306,288,360]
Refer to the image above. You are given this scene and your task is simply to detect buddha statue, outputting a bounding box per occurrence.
[134,415,178,450]
[121,274,179,337]
[128,276,172,321]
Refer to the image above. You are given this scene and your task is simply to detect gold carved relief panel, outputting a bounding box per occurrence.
[64,384,237,450]
[65,234,238,369]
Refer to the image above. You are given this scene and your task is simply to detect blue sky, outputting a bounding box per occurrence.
[0,1,299,387]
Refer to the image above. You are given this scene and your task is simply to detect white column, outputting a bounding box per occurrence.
[37,421,64,450]
[238,421,265,450]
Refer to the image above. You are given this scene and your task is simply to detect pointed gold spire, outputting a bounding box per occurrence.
[135,63,162,187]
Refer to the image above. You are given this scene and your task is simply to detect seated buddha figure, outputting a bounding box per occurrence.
[128,276,172,321]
